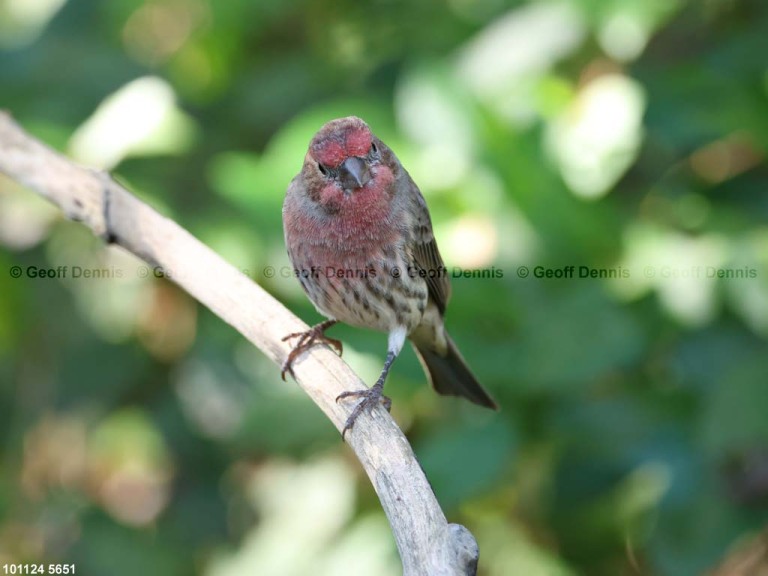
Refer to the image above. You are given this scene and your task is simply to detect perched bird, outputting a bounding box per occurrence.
[282,116,497,438]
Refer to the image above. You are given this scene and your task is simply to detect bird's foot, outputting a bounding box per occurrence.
[336,381,391,440]
[281,320,342,380]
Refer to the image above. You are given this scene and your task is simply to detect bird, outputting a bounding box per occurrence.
[281,116,497,438]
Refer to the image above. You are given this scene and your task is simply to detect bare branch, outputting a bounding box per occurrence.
[0,111,480,576]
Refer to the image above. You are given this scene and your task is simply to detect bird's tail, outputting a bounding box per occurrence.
[412,334,498,409]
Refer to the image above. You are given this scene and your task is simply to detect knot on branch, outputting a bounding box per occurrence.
[428,523,479,576]
[92,168,118,244]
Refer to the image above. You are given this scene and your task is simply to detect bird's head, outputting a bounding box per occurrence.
[302,116,395,211]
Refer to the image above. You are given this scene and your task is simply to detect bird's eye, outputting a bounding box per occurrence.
[370,142,378,154]
[318,163,329,176]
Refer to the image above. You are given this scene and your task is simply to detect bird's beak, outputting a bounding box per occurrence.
[339,156,371,190]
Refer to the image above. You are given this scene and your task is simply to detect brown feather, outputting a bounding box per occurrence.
[399,173,451,314]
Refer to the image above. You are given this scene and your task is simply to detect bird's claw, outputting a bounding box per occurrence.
[336,383,391,440]
[281,321,342,380]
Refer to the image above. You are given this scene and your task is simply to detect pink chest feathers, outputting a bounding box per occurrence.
[287,167,400,261]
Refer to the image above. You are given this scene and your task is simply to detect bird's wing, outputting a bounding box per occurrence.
[407,179,451,314]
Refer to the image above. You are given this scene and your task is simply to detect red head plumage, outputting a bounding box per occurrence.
[309,116,373,168]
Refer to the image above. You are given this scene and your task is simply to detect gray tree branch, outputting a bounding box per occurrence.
[0,111,479,576]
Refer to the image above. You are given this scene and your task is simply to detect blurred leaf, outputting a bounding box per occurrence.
[417,417,515,511]
[700,357,768,455]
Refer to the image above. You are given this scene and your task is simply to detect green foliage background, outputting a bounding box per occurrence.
[1,0,767,574]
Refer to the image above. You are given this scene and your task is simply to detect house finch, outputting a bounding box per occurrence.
[282,116,497,438]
